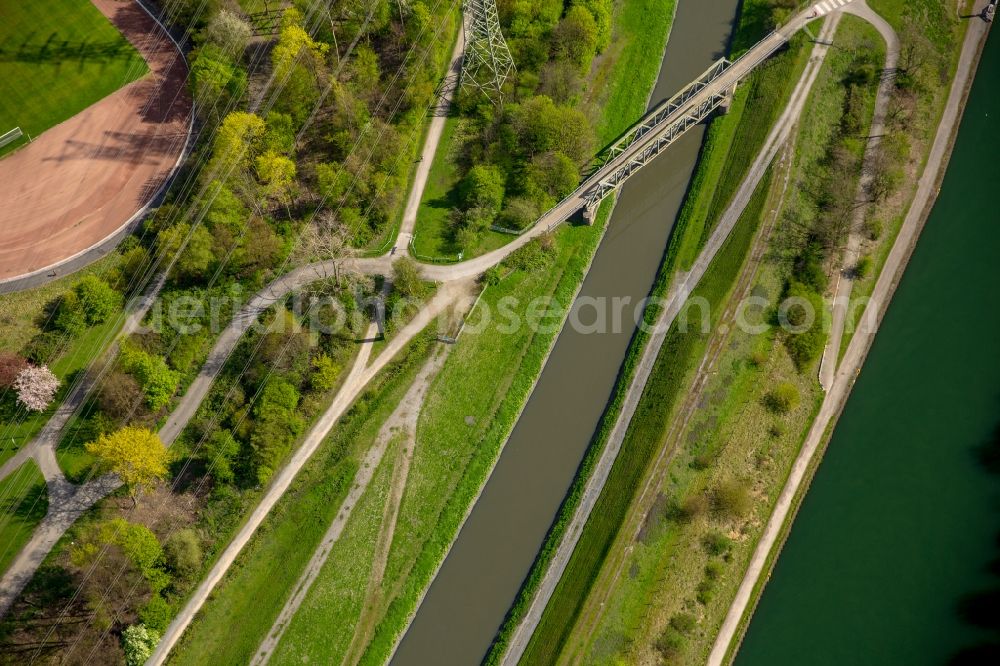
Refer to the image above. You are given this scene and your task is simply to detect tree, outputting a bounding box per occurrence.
[309,353,340,392]
[74,275,121,325]
[86,426,169,502]
[530,151,580,199]
[203,429,240,484]
[120,346,181,411]
[122,624,159,666]
[392,256,424,298]
[255,151,297,206]
[98,371,148,424]
[50,290,87,334]
[574,0,612,51]
[204,9,252,58]
[553,5,599,71]
[13,365,60,412]
[0,352,29,388]
[176,224,215,281]
[458,165,505,214]
[212,111,265,173]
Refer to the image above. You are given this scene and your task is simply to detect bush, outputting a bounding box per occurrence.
[764,381,799,414]
[121,624,159,666]
[702,530,731,556]
[711,478,752,520]
[854,255,872,280]
[164,528,202,577]
[670,611,697,634]
[23,332,63,364]
[309,353,340,392]
[704,560,724,581]
[654,626,684,659]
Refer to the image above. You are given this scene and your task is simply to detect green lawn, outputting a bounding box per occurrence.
[0,0,148,156]
[0,460,48,577]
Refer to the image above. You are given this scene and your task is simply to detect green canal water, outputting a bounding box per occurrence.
[736,26,1000,666]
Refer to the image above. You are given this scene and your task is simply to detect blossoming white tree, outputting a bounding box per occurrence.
[13,365,60,412]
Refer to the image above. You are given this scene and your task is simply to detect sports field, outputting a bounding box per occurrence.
[0,0,148,155]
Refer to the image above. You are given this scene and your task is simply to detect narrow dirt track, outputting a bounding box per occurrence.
[0,0,191,284]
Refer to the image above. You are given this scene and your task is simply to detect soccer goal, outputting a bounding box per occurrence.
[0,127,24,150]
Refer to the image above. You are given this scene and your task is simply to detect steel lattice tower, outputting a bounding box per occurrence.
[460,0,515,105]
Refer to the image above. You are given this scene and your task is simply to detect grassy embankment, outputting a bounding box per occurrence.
[0,0,148,156]
[493,3,811,663]
[0,460,48,577]
[168,0,679,662]
[837,0,969,360]
[528,16,888,665]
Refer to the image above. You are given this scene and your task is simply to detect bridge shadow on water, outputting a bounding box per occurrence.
[948,421,1000,664]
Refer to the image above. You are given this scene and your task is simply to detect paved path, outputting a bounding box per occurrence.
[708,5,993,663]
[500,13,845,664]
[0,0,192,287]
[819,0,900,391]
[250,347,449,666]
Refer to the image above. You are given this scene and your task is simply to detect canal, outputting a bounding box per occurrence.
[391,1,741,664]
[736,25,1000,666]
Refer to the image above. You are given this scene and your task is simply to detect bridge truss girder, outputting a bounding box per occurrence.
[583,58,734,212]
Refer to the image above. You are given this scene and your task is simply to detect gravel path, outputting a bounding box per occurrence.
[819,0,901,391]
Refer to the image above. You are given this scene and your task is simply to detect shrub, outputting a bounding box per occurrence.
[764,381,799,414]
[671,492,708,523]
[121,624,159,666]
[23,332,63,364]
[854,255,872,280]
[654,626,684,659]
[670,611,697,634]
[696,578,716,605]
[711,478,752,520]
[164,528,202,577]
[50,290,87,334]
[702,530,731,556]
[86,426,170,502]
[458,164,505,214]
[203,429,240,484]
[704,560,724,581]
[481,266,503,286]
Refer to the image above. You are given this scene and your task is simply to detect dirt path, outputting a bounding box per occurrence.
[499,14,843,664]
[708,6,993,664]
[562,135,798,662]
[247,347,449,666]
[0,0,191,286]
[819,0,901,390]
[148,278,475,666]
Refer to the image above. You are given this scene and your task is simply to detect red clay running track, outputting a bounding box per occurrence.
[0,0,191,286]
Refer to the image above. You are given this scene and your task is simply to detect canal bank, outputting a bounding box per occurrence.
[734,20,999,666]
[391,1,741,664]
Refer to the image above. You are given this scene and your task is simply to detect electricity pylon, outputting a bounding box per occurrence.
[459,0,515,105]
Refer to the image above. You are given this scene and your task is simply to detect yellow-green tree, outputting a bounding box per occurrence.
[86,426,170,504]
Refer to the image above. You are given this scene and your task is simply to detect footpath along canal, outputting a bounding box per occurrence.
[392,1,742,664]
[736,26,1000,666]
